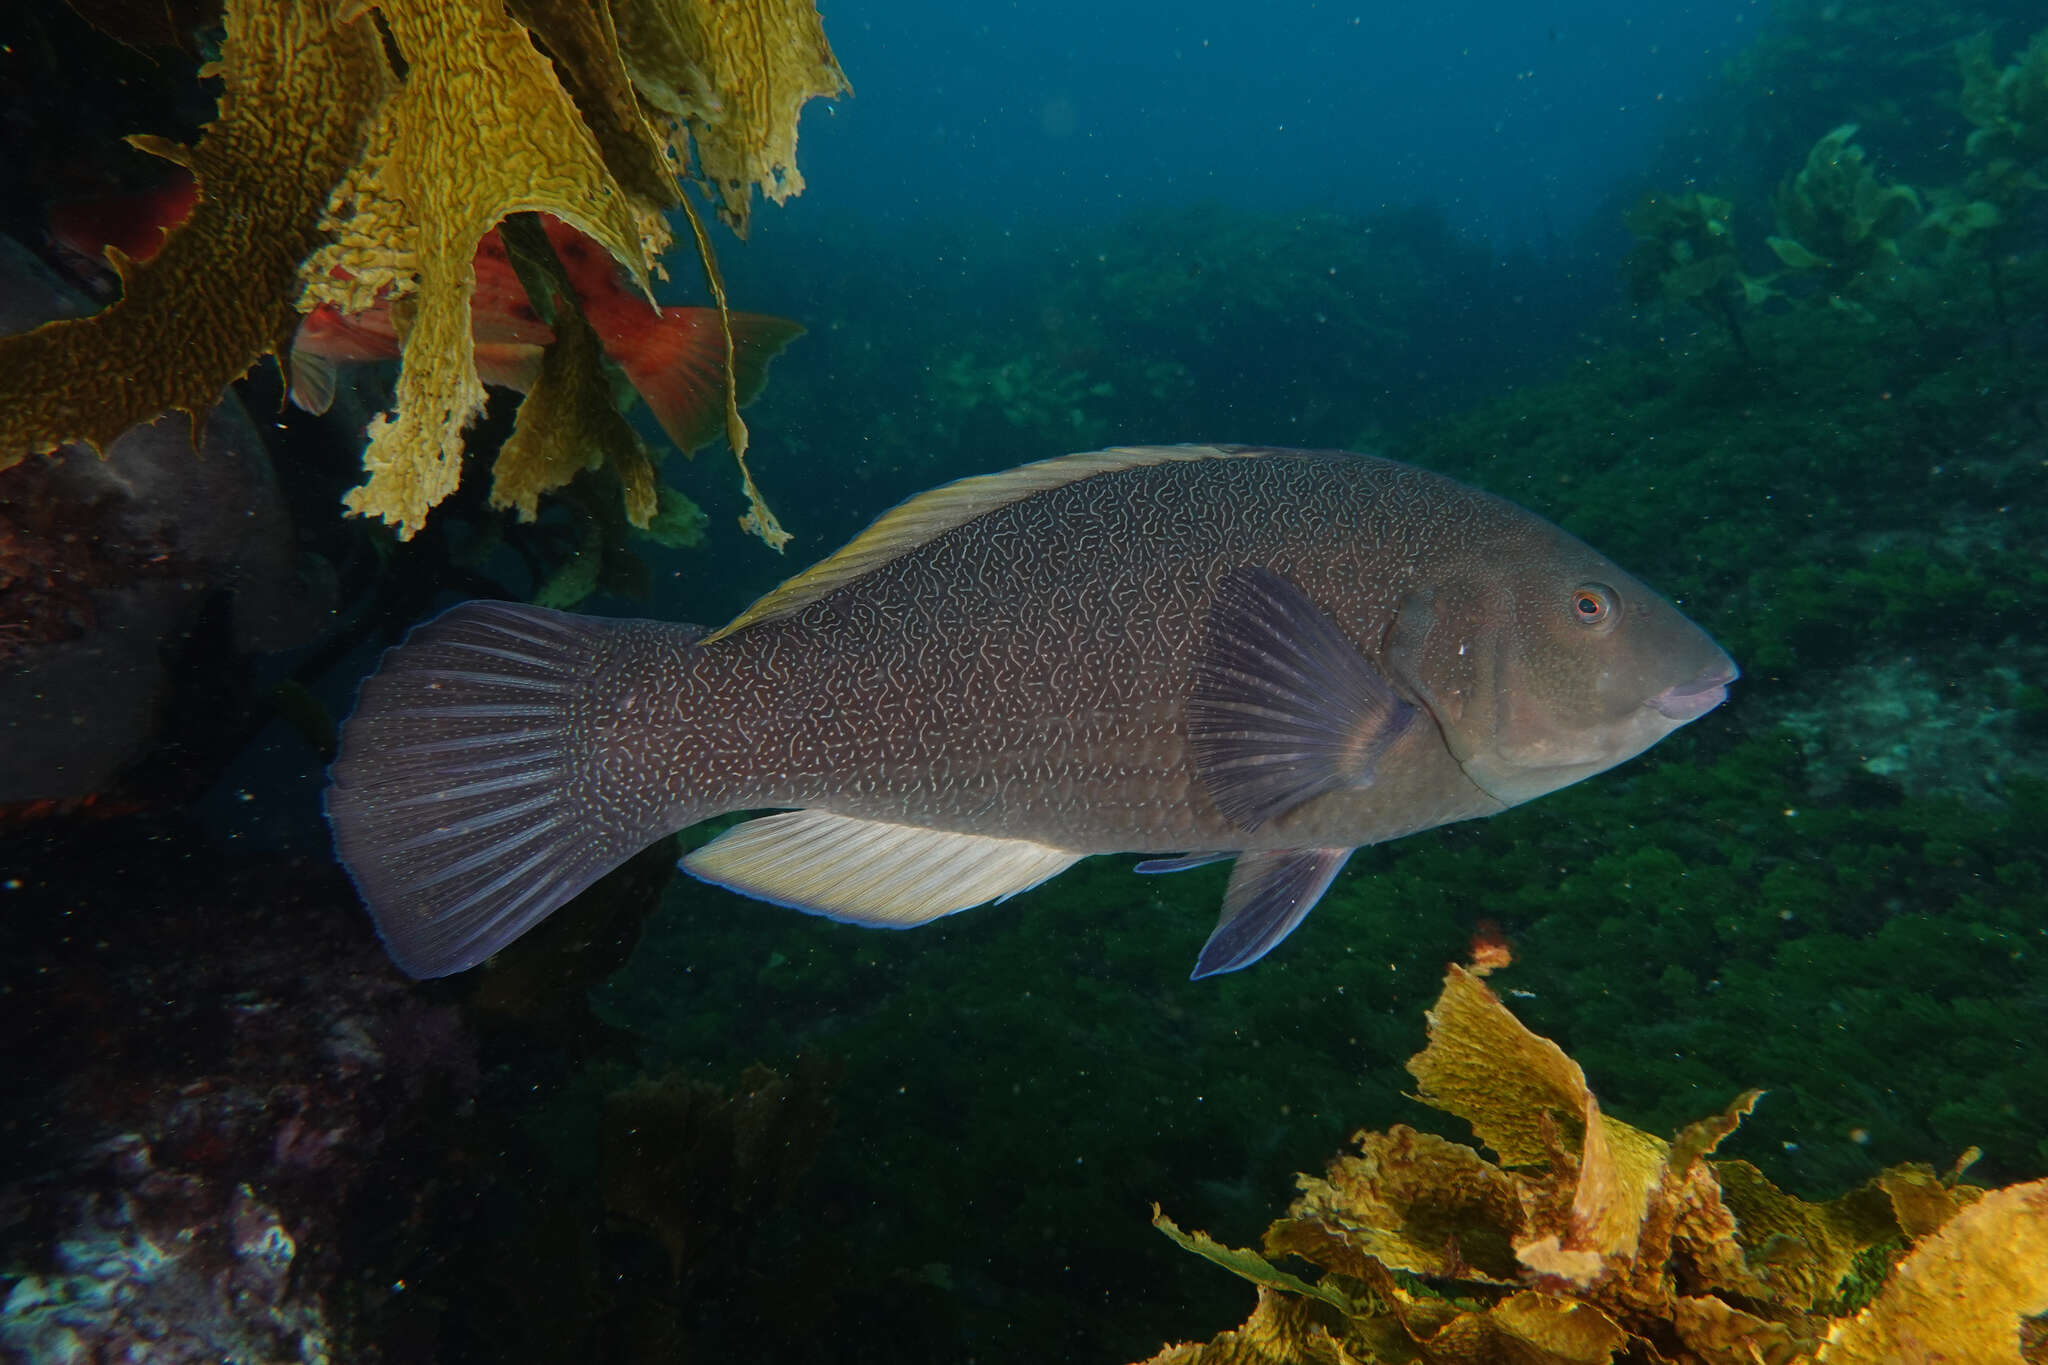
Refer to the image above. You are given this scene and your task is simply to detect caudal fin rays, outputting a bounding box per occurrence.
[325,602,693,978]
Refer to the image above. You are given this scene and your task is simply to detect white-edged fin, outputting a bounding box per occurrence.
[1134,852,1232,874]
[682,810,1080,927]
[289,348,340,415]
[1191,848,1354,979]
[1187,565,1419,830]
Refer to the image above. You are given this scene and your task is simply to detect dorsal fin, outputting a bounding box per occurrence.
[701,444,1266,643]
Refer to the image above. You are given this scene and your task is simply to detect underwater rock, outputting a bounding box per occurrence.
[1777,655,2048,804]
[0,237,334,806]
[0,1138,336,1365]
[0,856,477,1365]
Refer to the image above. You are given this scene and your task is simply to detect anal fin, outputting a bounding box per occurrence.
[681,810,1080,927]
[1191,847,1353,979]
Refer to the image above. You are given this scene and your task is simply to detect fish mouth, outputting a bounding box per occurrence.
[1647,659,1738,723]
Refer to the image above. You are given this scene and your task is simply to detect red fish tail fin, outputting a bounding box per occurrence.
[618,309,805,454]
[289,349,341,415]
[325,602,718,977]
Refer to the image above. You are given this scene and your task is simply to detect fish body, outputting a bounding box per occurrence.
[326,445,1735,980]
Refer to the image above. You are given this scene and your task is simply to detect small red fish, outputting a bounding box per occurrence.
[49,175,802,455]
[292,217,804,452]
[47,174,200,272]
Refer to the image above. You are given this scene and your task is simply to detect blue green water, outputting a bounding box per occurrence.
[2,0,2046,1360]
[599,2,2048,1356]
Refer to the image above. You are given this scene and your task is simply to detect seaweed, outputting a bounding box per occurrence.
[1622,192,1766,358]
[0,0,845,545]
[1765,125,1922,318]
[599,1055,839,1287]
[1140,968,2048,1364]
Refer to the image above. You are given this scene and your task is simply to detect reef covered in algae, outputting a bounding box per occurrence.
[0,0,845,545]
[1140,967,2048,1365]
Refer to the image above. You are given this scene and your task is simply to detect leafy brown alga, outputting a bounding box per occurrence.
[487,215,662,529]
[299,0,671,538]
[1141,966,2048,1365]
[610,0,849,237]
[0,0,389,463]
[6,0,843,547]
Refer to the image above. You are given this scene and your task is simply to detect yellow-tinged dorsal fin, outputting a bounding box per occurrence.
[703,443,1262,642]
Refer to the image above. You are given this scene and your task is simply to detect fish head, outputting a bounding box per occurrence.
[1389,521,1736,809]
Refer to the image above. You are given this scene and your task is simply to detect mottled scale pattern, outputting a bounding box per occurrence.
[614,449,1516,853]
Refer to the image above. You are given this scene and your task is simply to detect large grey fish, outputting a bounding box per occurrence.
[326,445,1735,980]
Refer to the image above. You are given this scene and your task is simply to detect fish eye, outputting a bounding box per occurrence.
[1570,582,1617,629]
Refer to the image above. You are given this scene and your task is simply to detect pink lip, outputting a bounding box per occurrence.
[1649,661,1737,722]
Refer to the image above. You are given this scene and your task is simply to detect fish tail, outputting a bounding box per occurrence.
[618,308,805,453]
[324,600,708,979]
[288,346,339,415]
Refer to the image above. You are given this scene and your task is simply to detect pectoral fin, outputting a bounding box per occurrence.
[682,810,1080,927]
[1187,565,1418,829]
[1191,847,1354,978]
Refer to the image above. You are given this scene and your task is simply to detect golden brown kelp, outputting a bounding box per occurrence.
[1141,966,2048,1364]
[2,0,846,545]
[486,213,667,531]
[0,0,390,461]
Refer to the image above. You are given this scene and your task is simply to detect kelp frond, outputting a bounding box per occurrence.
[3,0,846,546]
[1142,967,2048,1365]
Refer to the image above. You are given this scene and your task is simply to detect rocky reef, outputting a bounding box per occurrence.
[0,853,476,1364]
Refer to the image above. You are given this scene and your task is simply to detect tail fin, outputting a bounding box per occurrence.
[288,347,340,415]
[324,601,697,978]
[617,309,805,454]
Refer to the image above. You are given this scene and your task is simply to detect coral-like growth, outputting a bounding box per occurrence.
[1140,967,2048,1364]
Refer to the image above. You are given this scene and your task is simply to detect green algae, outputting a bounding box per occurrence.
[533,19,2048,1359]
[1766,125,1923,315]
